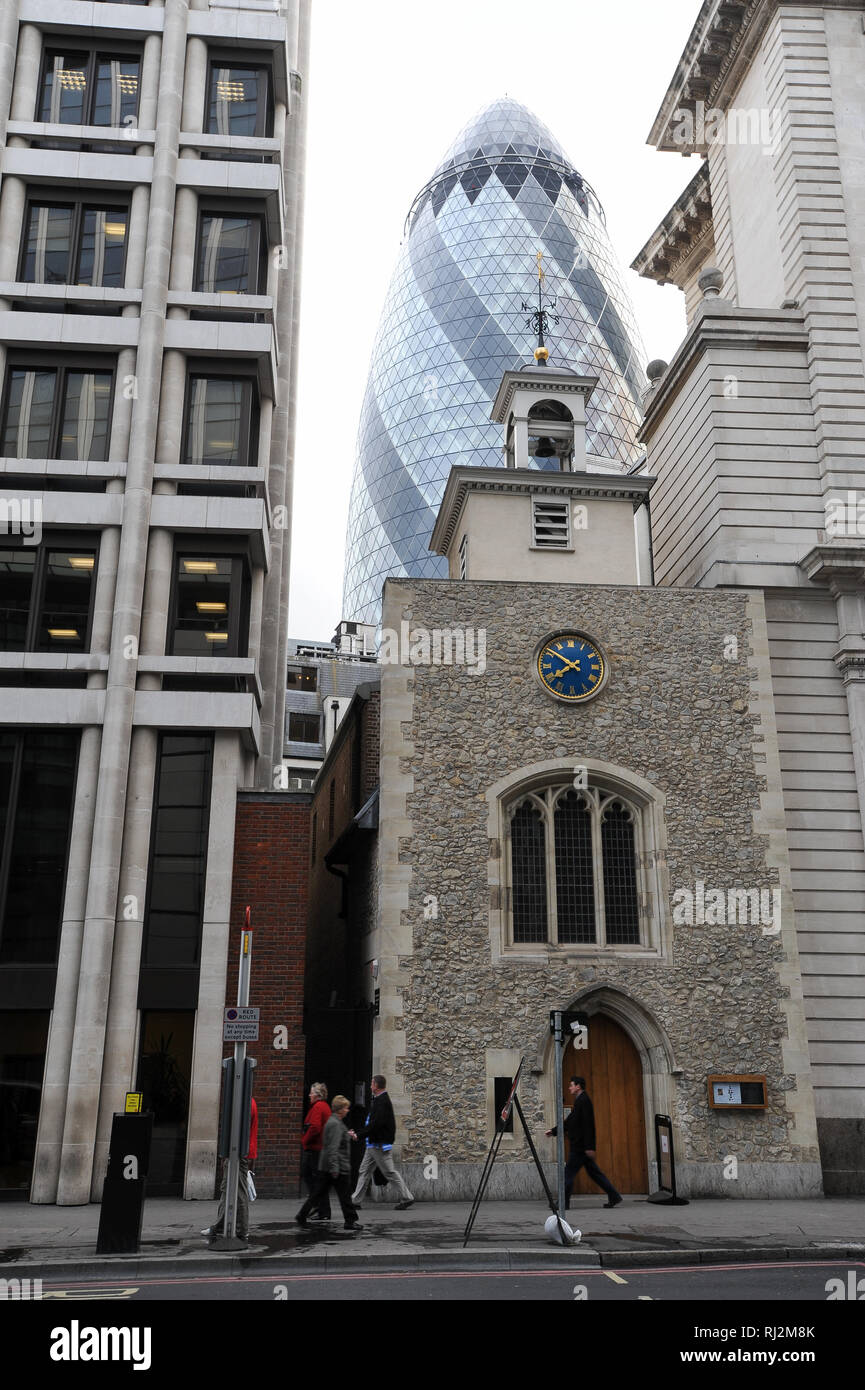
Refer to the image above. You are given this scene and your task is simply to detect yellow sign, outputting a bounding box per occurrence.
[124,1092,143,1113]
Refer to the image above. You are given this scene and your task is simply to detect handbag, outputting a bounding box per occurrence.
[373,1167,389,1187]
[247,1170,257,1201]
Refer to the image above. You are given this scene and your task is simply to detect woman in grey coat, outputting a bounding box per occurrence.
[295,1095,362,1232]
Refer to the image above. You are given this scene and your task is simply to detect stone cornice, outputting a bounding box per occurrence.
[648,0,864,152]
[490,368,598,423]
[799,543,865,588]
[430,465,655,556]
[631,162,713,286]
[639,303,807,439]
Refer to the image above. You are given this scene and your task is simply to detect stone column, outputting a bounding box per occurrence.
[56,0,190,1206]
[185,731,241,1197]
[9,24,40,124]
[92,727,159,1194]
[181,36,208,134]
[0,176,26,278]
[257,29,309,782]
[0,2,21,148]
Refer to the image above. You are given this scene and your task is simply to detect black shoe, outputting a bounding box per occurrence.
[344,1222,363,1232]
[295,1212,309,1226]
[603,1196,623,1208]
[395,1199,414,1211]
[307,1213,329,1223]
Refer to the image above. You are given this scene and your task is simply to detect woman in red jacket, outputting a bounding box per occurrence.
[301,1082,331,1220]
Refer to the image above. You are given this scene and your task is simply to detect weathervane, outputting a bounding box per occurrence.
[522,251,558,366]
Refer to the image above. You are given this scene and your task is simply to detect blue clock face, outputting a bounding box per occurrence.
[537,633,606,702]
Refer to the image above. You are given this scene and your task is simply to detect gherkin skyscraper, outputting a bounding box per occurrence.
[343,97,647,622]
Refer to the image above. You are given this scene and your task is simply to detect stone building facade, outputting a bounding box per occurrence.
[632,0,865,1193]
[374,576,820,1199]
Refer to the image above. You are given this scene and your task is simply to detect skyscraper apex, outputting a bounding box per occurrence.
[343,96,647,622]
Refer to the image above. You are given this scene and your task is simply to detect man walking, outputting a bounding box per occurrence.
[349,1075,414,1210]
[546,1076,622,1209]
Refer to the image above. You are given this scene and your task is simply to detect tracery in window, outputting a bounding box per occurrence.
[507,784,642,947]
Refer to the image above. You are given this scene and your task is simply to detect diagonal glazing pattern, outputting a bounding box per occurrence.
[343,98,647,622]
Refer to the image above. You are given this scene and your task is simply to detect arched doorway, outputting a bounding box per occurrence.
[561,1013,648,1194]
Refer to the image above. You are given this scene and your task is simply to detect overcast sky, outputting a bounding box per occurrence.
[289,0,704,640]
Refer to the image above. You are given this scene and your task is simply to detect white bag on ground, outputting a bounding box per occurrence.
[544,1214,581,1245]
[247,1171,257,1202]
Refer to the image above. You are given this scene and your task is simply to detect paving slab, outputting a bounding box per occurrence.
[1,1195,863,1276]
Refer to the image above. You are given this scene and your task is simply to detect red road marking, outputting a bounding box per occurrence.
[42,1259,864,1291]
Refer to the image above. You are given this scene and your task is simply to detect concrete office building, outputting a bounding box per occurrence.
[284,620,378,789]
[0,0,310,1201]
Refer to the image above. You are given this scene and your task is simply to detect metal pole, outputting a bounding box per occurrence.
[554,1010,566,1218]
[223,916,252,1239]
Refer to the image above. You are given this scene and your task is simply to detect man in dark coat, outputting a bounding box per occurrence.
[348,1074,414,1210]
[546,1076,622,1208]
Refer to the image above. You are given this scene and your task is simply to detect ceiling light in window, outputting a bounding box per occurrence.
[58,70,87,90]
[102,222,127,238]
[48,628,80,640]
[183,559,219,573]
[204,632,229,642]
[67,556,95,569]
[207,440,238,449]
[216,80,247,102]
[116,75,139,94]
[196,601,227,613]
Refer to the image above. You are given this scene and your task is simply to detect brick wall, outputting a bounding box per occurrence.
[227,793,310,1197]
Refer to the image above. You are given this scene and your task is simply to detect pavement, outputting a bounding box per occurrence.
[2,1193,864,1279]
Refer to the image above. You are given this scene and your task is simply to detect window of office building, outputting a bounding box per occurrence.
[39,50,141,127]
[206,60,273,138]
[0,732,79,966]
[142,735,213,969]
[0,1011,51,1194]
[0,541,97,652]
[286,665,317,691]
[135,1010,194,1194]
[195,211,265,295]
[182,371,259,467]
[1,360,113,461]
[20,198,129,287]
[169,552,251,658]
[288,713,321,745]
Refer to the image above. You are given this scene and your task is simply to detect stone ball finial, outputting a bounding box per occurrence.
[646,359,668,386]
[699,265,725,299]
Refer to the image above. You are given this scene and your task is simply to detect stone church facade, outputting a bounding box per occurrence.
[374,574,820,1199]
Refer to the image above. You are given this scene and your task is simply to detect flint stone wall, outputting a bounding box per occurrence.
[376,579,821,1198]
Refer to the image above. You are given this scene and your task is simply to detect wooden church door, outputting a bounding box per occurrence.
[561,1013,648,1194]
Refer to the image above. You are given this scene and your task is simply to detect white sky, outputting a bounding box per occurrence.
[289,0,704,640]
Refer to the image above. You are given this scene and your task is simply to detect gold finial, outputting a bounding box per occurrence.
[536,250,544,285]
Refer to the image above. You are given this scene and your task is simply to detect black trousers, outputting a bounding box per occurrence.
[565,1150,621,1203]
[301,1151,331,1217]
[297,1171,358,1225]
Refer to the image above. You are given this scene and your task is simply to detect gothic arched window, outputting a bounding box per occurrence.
[507,785,642,948]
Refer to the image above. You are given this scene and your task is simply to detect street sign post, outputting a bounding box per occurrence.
[551,1011,566,1217]
[211,908,255,1249]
